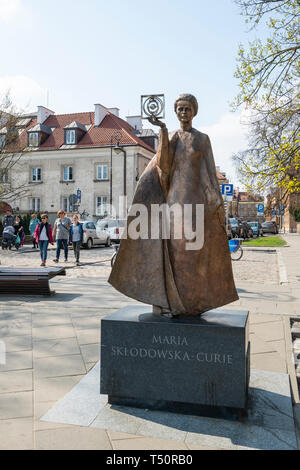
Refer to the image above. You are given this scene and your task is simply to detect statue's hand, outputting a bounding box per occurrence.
[148,116,166,128]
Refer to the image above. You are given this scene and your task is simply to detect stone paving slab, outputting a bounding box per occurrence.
[0,391,33,420]
[0,370,33,394]
[0,417,33,450]
[40,362,297,450]
[34,354,86,378]
[33,337,81,359]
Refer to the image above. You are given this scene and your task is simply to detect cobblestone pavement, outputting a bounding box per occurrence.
[232,249,278,284]
[0,242,279,283]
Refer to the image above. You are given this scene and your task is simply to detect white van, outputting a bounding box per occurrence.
[97,219,126,243]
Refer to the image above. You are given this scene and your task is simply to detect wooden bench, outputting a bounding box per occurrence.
[0,267,66,296]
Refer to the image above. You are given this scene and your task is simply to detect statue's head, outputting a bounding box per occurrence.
[174,94,198,125]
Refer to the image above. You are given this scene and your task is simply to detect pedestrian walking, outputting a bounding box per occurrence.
[52,209,72,263]
[69,214,83,266]
[29,213,40,248]
[2,209,15,228]
[33,214,54,267]
[14,216,25,247]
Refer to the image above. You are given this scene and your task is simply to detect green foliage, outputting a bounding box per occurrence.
[233,0,300,194]
[289,205,300,222]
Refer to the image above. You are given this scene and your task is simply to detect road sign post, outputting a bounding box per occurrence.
[222,185,233,234]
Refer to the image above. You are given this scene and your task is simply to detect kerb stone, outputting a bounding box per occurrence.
[100,306,249,412]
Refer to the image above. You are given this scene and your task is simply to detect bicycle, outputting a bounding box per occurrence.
[111,243,120,267]
[229,238,243,261]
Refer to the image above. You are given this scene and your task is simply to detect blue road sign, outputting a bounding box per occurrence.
[77,189,82,201]
[221,184,233,196]
[257,204,264,213]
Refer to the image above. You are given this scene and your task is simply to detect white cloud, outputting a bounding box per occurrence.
[0,75,47,113]
[0,0,22,22]
[201,112,249,189]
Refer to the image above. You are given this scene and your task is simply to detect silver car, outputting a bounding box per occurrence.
[80,221,111,249]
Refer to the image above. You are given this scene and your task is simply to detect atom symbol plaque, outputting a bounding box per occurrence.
[141,94,165,120]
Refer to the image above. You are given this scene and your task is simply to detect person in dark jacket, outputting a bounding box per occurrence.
[13,216,25,247]
[2,209,15,228]
[34,214,54,266]
[69,214,83,266]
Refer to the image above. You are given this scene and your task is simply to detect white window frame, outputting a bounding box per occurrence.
[28,132,39,147]
[66,129,76,145]
[96,196,108,216]
[32,167,42,182]
[63,166,73,181]
[62,197,71,213]
[97,164,108,180]
[30,197,41,212]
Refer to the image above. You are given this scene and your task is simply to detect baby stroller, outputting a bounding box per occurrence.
[1,226,21,250]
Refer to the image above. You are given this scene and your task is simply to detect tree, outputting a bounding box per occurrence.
[232,0,300,195]
[0,92,31,205]
[289,205,300,222]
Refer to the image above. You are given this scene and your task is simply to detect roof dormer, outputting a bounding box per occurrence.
[64,121,86,145]
[27,124,52,147]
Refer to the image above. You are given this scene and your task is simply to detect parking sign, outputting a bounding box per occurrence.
[221,184,233,196]
[257,204,264,213]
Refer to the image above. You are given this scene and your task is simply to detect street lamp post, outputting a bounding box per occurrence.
[114,141,127,217]
[110,132,122,212]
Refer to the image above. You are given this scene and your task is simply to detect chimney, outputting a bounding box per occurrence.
[94,104,107,127]
[37,106,54,124]
[126,115,142,131]
[108,107,120,117]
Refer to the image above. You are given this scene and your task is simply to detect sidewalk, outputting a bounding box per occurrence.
[0,235,299,449]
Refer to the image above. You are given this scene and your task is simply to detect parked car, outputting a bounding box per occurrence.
[261,221,278,234]
[80,221,111,249]
[226,219,233,239]
[248,221,264,237]
[241,221,253,239]
[97,218,127,243]
[229,218,244,238]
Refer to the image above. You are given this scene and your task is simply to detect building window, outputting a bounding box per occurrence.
[0,135,5,147]
[97,165,108,180]
[62,197,70,212]
[28,132,39,147]
[96,196,107,216]
[32,167,42,182]
[63,166,73,181]
[65,130,76,145]
[30,198,40,212]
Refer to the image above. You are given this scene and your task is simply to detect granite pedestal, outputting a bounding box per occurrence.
[100,306,250,416]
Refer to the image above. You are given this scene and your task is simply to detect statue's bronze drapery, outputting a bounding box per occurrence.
[109,94,238,316]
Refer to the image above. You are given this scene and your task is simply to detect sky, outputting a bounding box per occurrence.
[0,0,270,188]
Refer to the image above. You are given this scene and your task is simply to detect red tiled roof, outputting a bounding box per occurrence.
[19,111,155,153]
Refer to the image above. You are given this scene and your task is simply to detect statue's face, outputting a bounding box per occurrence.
[175,100,194,124]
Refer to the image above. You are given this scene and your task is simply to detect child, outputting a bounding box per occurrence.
[34,214,54,267]
[69,214,83,266]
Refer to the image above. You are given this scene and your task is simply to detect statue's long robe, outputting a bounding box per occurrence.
[108,127,238,315]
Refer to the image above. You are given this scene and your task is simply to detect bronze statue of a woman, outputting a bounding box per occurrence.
[109,94,238,316]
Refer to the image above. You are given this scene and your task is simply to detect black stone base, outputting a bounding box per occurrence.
[100,305,250,413]
[108,395,249,421]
